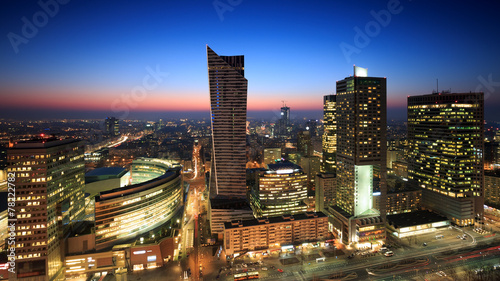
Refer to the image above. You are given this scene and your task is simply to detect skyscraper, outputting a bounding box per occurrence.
[330,66,387,245]
[278,105,290,137]
[105,117,119,137]
[207,45,247,199]
[407,92,484,226]
[7,138,85,281]
[297,130,312,157]
[306,119,318,137]
[322,94,337,173]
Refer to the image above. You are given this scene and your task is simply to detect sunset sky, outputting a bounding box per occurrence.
[1,0,500,120]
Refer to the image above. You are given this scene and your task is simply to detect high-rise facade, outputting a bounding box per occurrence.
[297,130,312,157]
[322,94,337,173]
[278,105,290,137]
[305,119,318,137]
[249,162,308,217]
[330,66,387,245]
[407,92,484,226]
[105,117,119,137]
[7,138,85,281]
[315,173,337,213]
[207,46,247,199]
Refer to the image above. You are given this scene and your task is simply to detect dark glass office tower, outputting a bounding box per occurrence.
[207,46,247,199]
[279,105,290,137]
[408,92,484,226]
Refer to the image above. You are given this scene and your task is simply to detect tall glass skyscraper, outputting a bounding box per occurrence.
[330,66,387,245]
[207,46,247,199]
[322,94,337,173]
[407,92,484,226]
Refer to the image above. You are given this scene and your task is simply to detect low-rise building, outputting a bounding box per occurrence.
[386,210,449,238]
[223,212,328,256]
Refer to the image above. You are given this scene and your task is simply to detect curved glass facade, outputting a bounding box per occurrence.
[95,158,182,250]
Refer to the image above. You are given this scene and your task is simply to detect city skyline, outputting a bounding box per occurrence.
[2,0,500,121]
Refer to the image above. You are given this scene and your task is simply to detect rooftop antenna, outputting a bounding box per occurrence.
[437,79,439,93]
[281,100,287,107]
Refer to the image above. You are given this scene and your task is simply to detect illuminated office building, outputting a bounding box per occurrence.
[322,94,337,173]
[330,66,387,245]
[250,161,308,217]
[94,158,182,250]
[63,158,183,279]
[207,45,247,199]
[373,188,421,215]
[7,138,86,281]
[407,92,484,226]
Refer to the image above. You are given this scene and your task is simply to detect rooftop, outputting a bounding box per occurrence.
[210,197,252,210]
[387,210,448,229]
[86,167,127,177]
[224,212,327,229]
[485,170,500,178]
[11,137,81,149]
[267,161,302,172]
[96,169,178,202]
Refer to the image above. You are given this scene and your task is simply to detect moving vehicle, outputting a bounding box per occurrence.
[384,251,394,257]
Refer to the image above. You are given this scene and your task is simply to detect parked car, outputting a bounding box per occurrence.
[277,269,284,273]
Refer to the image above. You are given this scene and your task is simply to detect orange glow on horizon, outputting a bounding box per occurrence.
[3,86,408,112]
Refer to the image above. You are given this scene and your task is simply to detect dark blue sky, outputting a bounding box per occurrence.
[1,0,500,121]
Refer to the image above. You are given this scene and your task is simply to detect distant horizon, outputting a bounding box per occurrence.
[1,106,498,124]
[0,107,405,122]
[4,100,500,123]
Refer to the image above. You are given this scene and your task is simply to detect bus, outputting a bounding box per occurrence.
[234,271,260,280]
[247,271,259,279]
[234,273,248,281]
